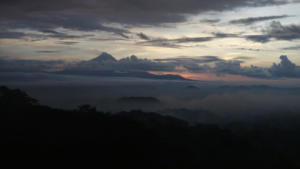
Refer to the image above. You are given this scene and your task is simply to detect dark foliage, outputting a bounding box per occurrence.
[0,86,299,169]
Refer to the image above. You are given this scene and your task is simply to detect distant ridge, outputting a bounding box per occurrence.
[118,97,161,104]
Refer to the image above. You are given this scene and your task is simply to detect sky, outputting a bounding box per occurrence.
[1,0,300,82]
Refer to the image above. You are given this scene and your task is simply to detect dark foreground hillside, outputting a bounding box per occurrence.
[0,86,299,169]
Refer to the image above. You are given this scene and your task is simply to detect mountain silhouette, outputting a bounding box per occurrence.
[90,52,117,63]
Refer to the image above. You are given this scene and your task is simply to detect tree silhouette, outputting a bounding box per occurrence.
[0,86,38,107]
[1,86,300,169]
[77,104,97,113]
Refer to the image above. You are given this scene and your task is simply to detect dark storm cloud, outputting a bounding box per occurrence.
[0,28,92,41]
[1,0,297,42]
[229,15,291,25]
[0,13,129,37]
[0,31,26,39]
[0,0,297,32]
[246,21,300,43]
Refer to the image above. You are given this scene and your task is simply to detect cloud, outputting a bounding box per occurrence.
[56,41,80,45]
[66,53,175,72]
[155,56,223,64]
[115,32,130,39]
[246,21,300,43]
[229,15,290,25]
[0,31,26,39]
[236,48,261,51]
[136,32,239,48]
[0,59,65,72]
[1,0,296,25]
[0,0,297,42]
[267,21,300,40]
[282,45,300,50]
[0,29,91,41]
[233,56,254,60]
[269,55,299,77]
[36,50,61,54]
[0,13,129,39]
[199,55,300,78]
[200,19,220,24]
[245,34,270,43]
[213,33,239,38]
[1,52,300,79]
[155,55,270,78]
[159,55,299,79]
[137,33,151,40]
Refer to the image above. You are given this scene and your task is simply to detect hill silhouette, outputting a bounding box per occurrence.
[1,86,299,169]
[118,96,161,104]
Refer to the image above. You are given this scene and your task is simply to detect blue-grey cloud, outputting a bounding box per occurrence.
[155,56,223,64]
[200,19,220,24]
[196,55,300,78]
[0,59,64,72]
[1,0,296,25]
[0,13,129,41]
[1,52,300,79]
[0,29,91,41]
[245,34,270,43]
[56,41,80,45]
[65,53,175,72]
[282,45,300,50]
[246,21,300,43]
[236,48,261,51]
[36,50,61,54]
[269,55,299,77]
[137,33,151,40]
[0,0,297,42]
[229,15,291,25]
[0,31,26,39]
[136,32,239,48]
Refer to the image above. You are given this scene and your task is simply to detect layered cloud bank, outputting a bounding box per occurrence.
[1,52,300,80]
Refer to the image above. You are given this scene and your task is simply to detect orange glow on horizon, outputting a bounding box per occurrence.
[149,71,285,83]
